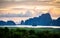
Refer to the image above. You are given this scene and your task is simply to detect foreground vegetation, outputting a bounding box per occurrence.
[0,27,60,38]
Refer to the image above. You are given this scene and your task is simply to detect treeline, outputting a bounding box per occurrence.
[0,27,60,38]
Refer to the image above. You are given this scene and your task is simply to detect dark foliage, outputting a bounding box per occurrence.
[0,27,60,38]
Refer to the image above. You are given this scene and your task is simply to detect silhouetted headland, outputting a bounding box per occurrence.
[20,13,60,26]
[0,13,60,26]
[0,20,16,25]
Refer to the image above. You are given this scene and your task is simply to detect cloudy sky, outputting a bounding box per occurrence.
[0,0,60,23]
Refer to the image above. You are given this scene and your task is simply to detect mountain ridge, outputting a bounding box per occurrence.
[0,13,60,26]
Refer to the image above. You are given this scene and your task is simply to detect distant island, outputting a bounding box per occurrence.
[0,21,16,25]
[20,13,60,26]
[0,13,60,26]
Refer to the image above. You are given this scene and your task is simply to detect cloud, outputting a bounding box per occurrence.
[0,10,32,17]
[0,0,60,18]
[0,0,52,2]
[0,0,58,8]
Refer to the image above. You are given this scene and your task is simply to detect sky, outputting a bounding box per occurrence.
[0,0,60,24]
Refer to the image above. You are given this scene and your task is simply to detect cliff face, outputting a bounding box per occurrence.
[52,18,60,26]
[21,13,53,25]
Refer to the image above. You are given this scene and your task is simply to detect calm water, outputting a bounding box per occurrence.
[0,25,60,28]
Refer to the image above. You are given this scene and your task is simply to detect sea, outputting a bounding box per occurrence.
[0,25,60,28]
